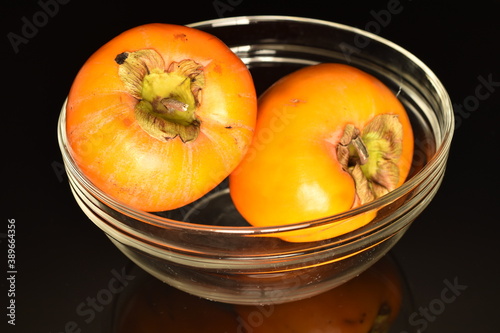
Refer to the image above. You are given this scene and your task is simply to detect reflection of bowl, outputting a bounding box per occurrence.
[110,255,405,332]
[109,263,240,333]
[58,16,454,305]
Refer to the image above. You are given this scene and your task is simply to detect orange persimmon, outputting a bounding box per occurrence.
[229,63,413,242]
[66,23,257,211]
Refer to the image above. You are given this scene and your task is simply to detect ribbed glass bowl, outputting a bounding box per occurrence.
[57,16,454,305]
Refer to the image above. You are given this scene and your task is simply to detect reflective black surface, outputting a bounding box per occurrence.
[4,0,499,332]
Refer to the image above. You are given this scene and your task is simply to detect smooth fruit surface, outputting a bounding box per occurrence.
[230,63,413,242]
[66,23,257,211]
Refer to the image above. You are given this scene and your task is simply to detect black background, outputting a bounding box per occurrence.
[3,0,499,332]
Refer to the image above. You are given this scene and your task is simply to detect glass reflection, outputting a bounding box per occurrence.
[109,254,411,333]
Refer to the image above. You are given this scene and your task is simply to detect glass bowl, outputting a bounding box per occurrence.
[57,15,454,305]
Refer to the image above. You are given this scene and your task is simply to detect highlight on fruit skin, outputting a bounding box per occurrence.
[229,63,414,242]
[65,23,257,212]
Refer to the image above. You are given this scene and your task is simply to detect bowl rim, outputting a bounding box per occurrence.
[58,15,454,236]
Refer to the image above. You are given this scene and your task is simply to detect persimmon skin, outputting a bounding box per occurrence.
[229,63,413,241]
[66,24,257,211]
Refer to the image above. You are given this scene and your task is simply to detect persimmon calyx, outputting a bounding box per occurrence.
[115,49,204,143]
[369,302,392,333]
[337,114,403,204]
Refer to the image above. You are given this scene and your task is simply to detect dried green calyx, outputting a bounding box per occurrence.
[337,114,403,204]
[115,49,204,143]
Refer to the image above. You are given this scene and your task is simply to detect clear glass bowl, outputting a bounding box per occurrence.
[57,16,454,305]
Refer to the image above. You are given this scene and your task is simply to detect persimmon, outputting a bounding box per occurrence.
[66,23,257,211]
[235,255,403,333]
[230,63,414,242]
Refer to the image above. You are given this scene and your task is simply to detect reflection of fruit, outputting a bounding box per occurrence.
[113,256,402,332]
[66,23,256,212]
[230,63,413,242]
[235,256,403,333]
[113,273,239,333]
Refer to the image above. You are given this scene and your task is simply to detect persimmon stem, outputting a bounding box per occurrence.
[337,114,403,204]
[350,135,369,165]
[162,98,189,112]
[115,49,204,143]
